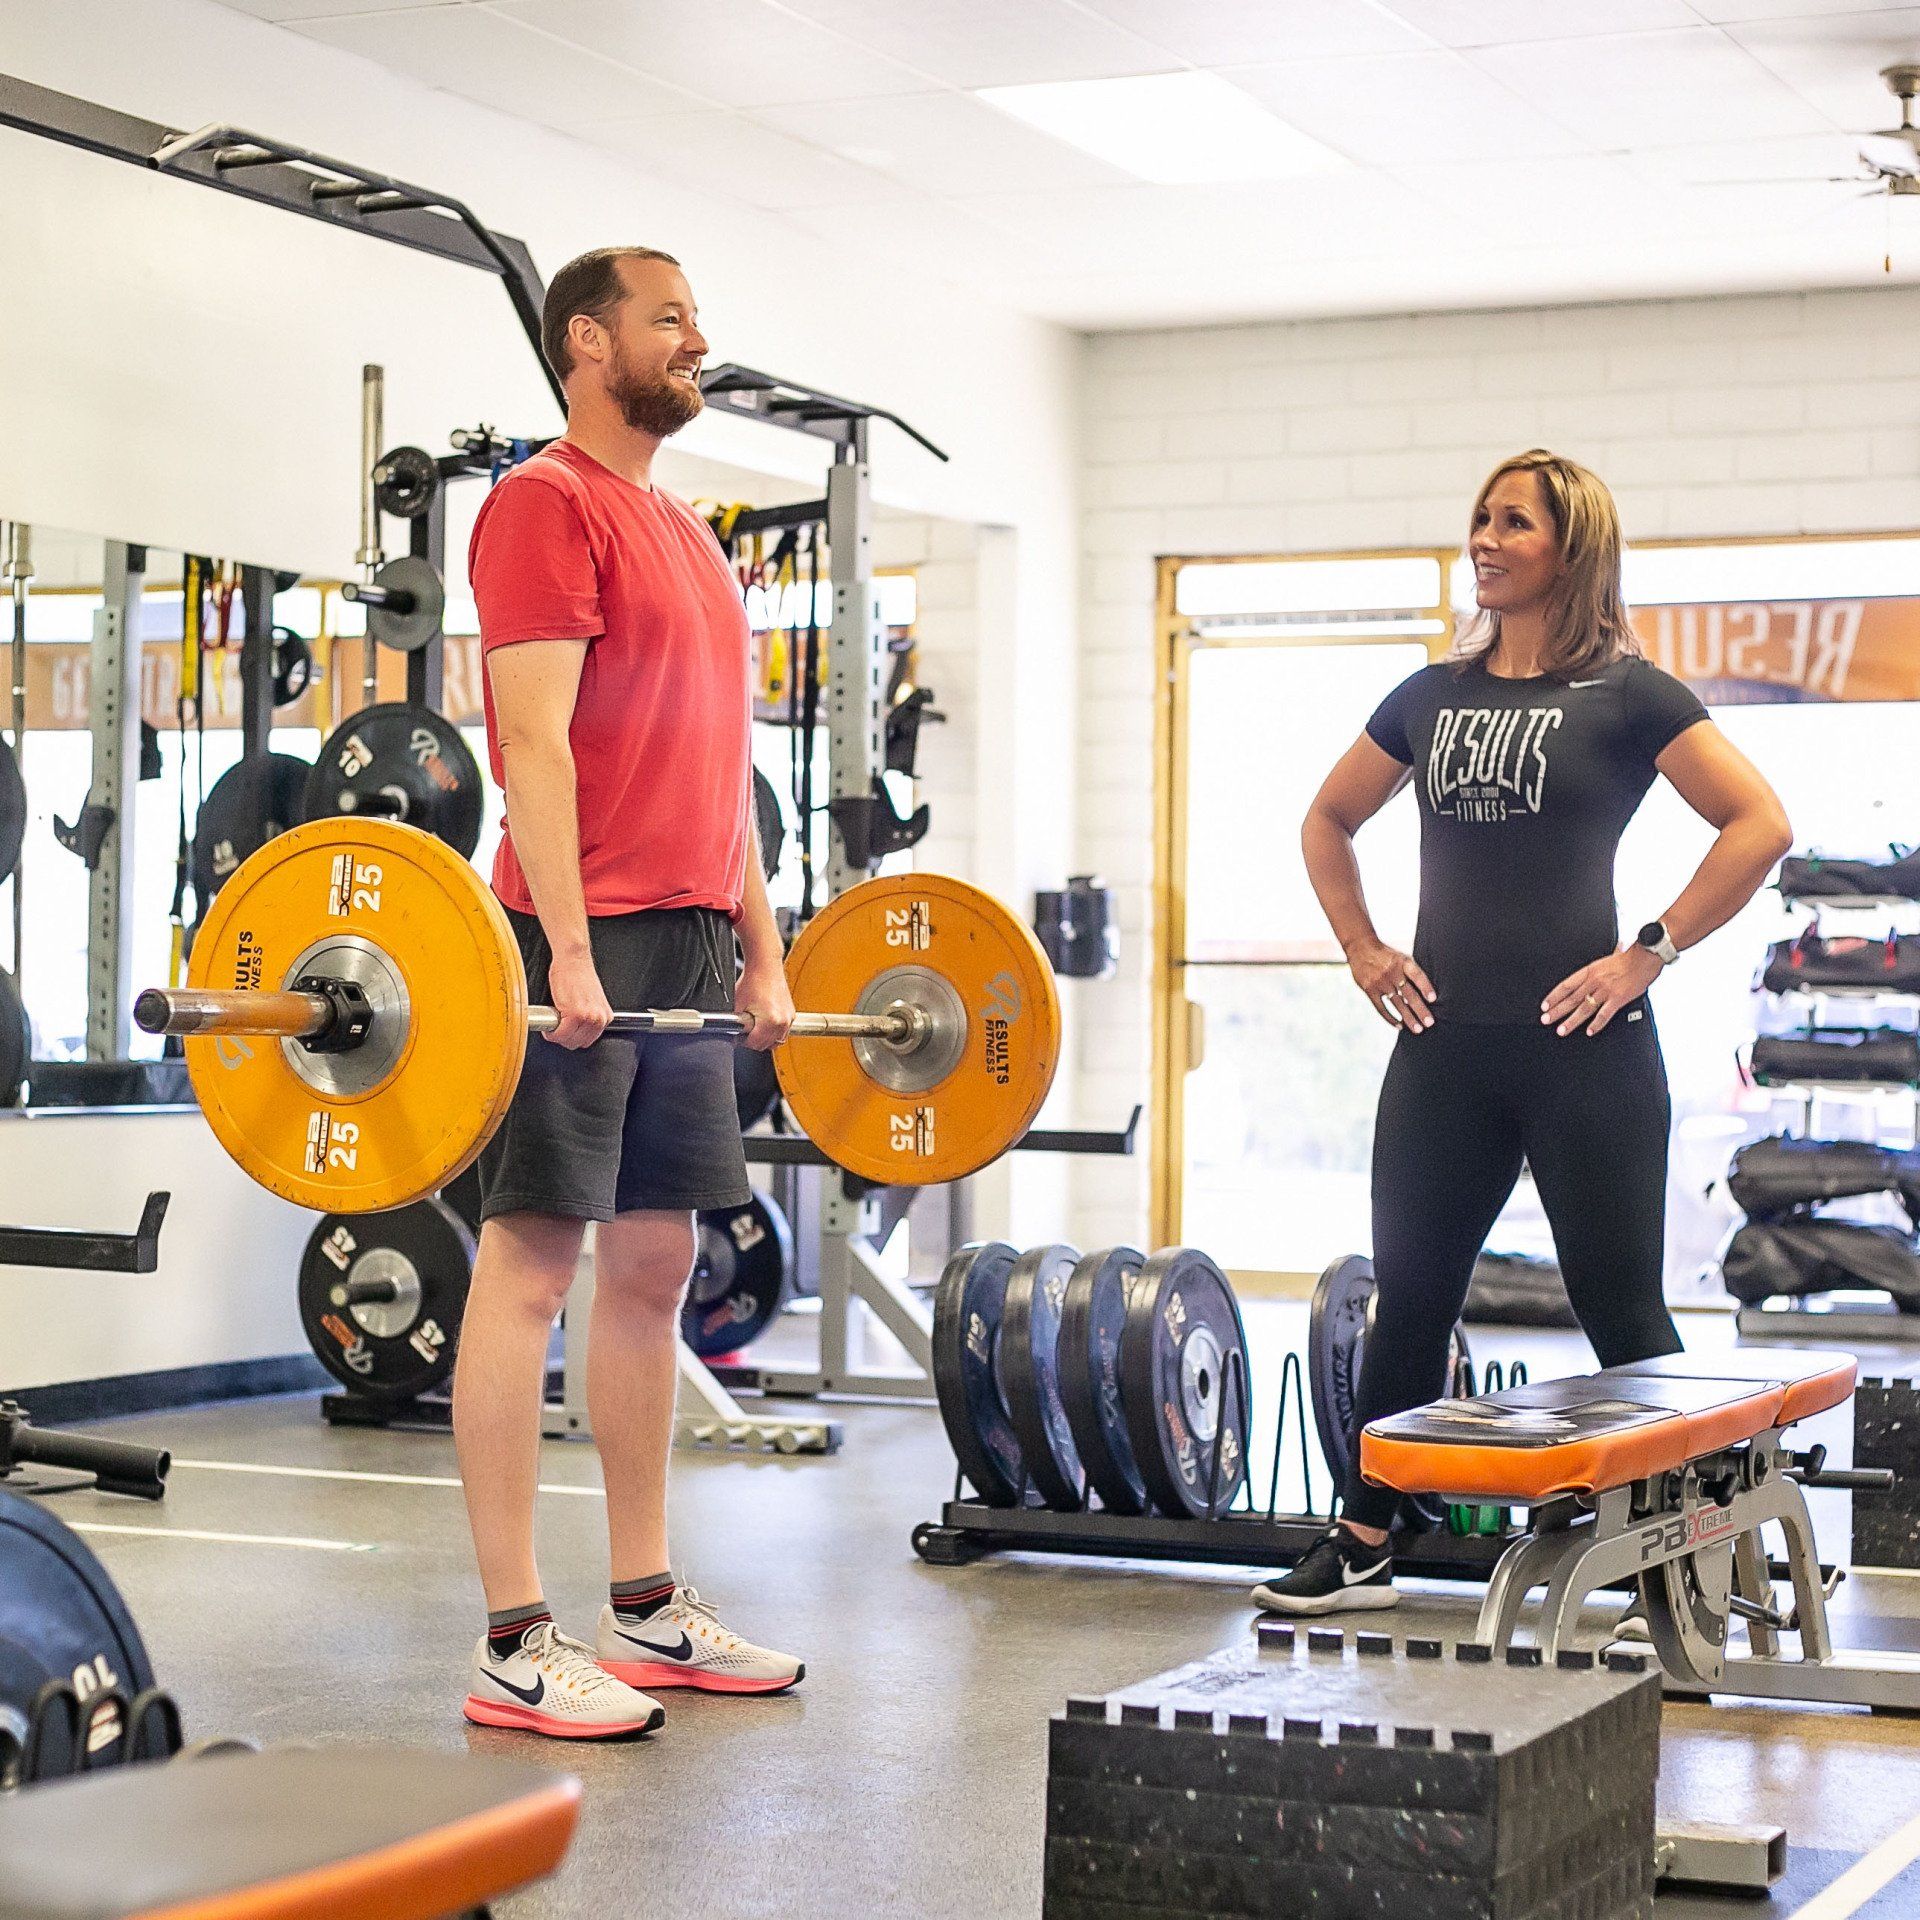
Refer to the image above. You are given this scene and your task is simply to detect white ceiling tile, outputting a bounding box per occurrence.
[1228,52,1592,166]
[577,111,914,208]
[1724,11,1920,133]
[1624,128,1887,183]
[955,175,1438,274]
[492,0,930,107]
[1467,27,1838,146]
[214,0,469,19]
[755,91,1132,193]
[1070,0,1435,65]
[786,196,1048,281]
[776,0,1171,88]
[1393,153,1685,234]
[1693,0,1920,20]
[289,7,694,125]
[1372,0,1702,47]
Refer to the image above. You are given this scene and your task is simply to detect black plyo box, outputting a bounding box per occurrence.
[1044,1628,1660,1920]
[1853,1377,1920,1570]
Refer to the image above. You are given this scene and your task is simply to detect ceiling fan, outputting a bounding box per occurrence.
[1727,63,1920,198]
[1849,63,1920,196]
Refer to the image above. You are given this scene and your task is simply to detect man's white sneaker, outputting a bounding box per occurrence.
[595,1586,805,1695]
[464,1620,666,1739]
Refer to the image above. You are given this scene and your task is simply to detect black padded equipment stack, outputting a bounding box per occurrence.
[1852,1377,1920,1571]
[1045,1630,1660,1920]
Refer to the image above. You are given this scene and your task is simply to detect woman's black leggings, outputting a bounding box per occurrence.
[1341,1000,1682,1530]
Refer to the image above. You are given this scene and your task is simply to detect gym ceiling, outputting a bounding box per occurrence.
[214,0,1920,329]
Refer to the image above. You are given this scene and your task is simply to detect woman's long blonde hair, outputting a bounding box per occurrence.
[1451,449,1640,679]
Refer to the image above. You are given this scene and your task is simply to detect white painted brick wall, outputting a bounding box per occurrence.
[873,517,979,893]
[1069,282,1920,1253]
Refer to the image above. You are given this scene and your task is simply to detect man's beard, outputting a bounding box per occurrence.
[609,346,703,438]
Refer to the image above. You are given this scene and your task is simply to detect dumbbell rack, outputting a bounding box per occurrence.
[1740,888,1920,1343]
[911,1348,1510,1582]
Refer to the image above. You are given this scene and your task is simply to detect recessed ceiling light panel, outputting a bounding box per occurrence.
[977,70,1347,185]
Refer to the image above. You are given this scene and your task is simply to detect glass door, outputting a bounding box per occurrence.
[1155,553,1451,1283]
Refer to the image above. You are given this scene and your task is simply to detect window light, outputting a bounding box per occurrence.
[1179,556,1442,619]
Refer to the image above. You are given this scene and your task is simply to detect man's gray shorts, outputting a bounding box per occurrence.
[476,901,752,1222]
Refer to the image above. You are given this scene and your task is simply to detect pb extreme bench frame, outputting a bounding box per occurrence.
[1361,1348,1920,1711]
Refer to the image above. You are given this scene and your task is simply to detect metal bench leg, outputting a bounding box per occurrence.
[1532,1491,1637,1659]
[1475,1516,1581,1653]
[1766,1475,1834,1663]
[1732,1524,1779,1660]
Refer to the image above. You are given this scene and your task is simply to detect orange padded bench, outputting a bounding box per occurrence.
[1347,1346,1920,1709]
[1360,1347,1857,1505]
[0,1744,580,1920]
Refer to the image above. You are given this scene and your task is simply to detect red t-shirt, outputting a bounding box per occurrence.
[469,439,752,917]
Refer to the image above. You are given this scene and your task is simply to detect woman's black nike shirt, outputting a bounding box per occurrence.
[1364,653,1707,1023]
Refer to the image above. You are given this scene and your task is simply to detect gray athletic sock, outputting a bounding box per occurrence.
[610,1572,676,1622]
[486,1600,552,1659]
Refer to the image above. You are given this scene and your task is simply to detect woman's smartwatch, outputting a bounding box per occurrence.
[1636,919,1679,966]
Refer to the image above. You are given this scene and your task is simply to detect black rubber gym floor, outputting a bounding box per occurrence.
[40,1301,1920,1919]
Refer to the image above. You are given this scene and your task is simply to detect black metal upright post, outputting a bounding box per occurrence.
[407,494,447,715]
[237,564,275,862]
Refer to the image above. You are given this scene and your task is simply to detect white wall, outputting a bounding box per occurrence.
[1071,283,1920,1251]
[0,1110,313,1390]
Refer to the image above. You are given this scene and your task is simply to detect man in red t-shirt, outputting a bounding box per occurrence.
[453,247,803,1739]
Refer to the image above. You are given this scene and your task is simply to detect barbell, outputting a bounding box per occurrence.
[137,818,1060,1213]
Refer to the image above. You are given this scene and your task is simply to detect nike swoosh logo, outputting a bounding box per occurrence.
[614,1628,695,1662]
[485,1668,546,1706]
[1568,678,1607,688]
[1343,1562,1385,1586]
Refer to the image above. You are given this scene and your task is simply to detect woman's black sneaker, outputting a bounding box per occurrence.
[1251,1526,1397,1615]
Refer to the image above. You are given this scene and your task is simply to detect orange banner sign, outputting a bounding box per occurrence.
[1632,598,1920,703]
[19,635,487,732]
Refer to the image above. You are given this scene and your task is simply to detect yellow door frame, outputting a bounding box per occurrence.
[1150,548,1456,1284]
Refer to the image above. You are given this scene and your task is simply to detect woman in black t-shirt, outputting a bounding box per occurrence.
[1255,448,1792,1618]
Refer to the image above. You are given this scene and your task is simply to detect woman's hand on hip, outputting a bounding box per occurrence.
[1347,938,1436,1032]
[1542,947,1662,1037]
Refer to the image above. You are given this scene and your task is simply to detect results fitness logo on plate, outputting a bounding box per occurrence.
[980,970,1022,1086]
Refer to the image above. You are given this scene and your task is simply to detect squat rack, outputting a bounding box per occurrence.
[3,72,1130,1460]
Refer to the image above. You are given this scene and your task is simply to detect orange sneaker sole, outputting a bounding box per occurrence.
[463,1694,664,1738]
[596,1659,804,1695]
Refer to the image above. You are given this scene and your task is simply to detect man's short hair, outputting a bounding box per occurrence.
[541,246,681,381]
